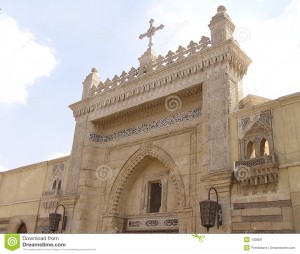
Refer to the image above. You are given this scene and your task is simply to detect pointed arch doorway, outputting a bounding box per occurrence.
[104,146,188,233]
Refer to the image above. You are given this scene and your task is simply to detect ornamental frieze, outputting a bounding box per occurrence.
[126,216,178,231]
[89,107,201,143]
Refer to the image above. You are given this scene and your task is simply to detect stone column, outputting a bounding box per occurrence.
[65,114,88,195]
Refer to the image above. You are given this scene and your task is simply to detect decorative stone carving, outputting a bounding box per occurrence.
[47,163,64,192]
[86,35,211,99]
[90,107,201,143]
[125,216,178,232]
[234,164,278,195]
[234,110,278,195]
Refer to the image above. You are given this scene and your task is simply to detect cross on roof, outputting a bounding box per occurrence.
[139,19,164,51]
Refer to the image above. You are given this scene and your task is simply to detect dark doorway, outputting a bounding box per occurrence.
[149,182,162,213]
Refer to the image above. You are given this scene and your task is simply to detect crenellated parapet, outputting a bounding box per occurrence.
[72,40,250,120]
[89,36,212,98]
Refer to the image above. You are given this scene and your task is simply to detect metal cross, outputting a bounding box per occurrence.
[139,19,164,50]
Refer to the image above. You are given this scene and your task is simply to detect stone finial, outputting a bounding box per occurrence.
[82,67,100,99]
[217,5,227,13]
[208,5,235,46]
[91,67,98,73]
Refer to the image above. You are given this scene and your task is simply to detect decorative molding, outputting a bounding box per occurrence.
[90,107,201,143]
[234,162,278,195]
[93,85,201,125]
[70,40,250,118]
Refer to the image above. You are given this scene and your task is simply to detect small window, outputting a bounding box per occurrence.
[52,180,57,190]
[260,138,270,156]
[148,182,162,213]
[57,180,62,190]
[247,141,255,159]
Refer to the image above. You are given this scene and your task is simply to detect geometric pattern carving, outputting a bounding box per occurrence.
[239,110,272,139]
[107,145,186,214]
[235,155,275,168]
[241,117,250,130]
[90,107,201,143]
[52,164,64,176]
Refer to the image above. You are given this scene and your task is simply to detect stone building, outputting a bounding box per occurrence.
[0,6,299,234]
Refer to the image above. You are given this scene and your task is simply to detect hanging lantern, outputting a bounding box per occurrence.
[48,205,67,233]
[49,213,61,232]
[199,187,222,231]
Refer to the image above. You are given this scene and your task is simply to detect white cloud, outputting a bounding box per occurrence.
[0,164,8,172]
[0,14,57,104]
[47,152,71,160]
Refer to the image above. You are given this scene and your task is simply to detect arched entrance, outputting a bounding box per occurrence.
[104,145,188,233]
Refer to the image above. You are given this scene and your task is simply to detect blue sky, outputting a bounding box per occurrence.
[0,0,299,170]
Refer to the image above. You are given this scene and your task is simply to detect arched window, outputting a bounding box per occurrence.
[52,180,57,190]
[57,180,62,190]
[247,141,256,159]
[260,138,270,156]
[17,222,27,233]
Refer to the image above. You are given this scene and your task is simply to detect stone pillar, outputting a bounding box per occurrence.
[65,114,88,195]
[82,68,100,99]
[202,71,232,172]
